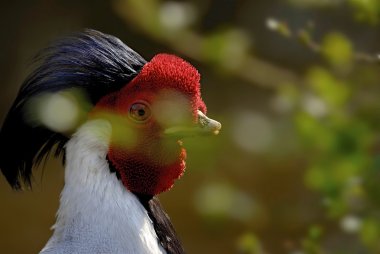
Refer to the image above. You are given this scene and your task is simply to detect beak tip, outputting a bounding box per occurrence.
[163,111,222,137]
[212,122,222,135]
[197,110,221,136]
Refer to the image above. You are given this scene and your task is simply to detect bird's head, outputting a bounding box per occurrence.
[91,54,221,195]
[0,30,220,194]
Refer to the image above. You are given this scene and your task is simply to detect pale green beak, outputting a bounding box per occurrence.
[164,110,222,137]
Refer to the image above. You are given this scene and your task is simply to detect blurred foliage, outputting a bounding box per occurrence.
[270,17,380,253]
[114,0,299,88]
[301,225,323,254]
[348,0,380,25]
[236,233,264,254]
[321,32,353,69]
[289,0,380,25]
[270,9,380,253]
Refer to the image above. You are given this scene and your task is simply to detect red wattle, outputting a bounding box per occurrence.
[108,147,187,195]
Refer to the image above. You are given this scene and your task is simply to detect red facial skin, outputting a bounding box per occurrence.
[93,54,206,195]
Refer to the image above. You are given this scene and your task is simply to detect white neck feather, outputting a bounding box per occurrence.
[40,120,166,254]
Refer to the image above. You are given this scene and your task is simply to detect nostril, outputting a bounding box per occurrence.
[198,115,209,128]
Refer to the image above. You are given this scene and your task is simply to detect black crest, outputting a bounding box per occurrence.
[0,29,146,189]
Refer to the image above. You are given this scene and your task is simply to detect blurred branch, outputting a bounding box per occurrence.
[267,18,380,64]
[298,31,380,64]
[113,0,302,89]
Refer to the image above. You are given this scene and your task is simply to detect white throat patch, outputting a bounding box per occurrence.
[40,120,166,254]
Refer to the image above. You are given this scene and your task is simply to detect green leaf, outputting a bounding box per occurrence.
[321,32,353,68]
[306,67,350,107]
[349,0,380,25]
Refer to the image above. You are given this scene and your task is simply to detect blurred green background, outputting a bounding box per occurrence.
[1,0,380,253]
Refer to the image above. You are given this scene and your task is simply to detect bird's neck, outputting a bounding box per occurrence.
[41,120,165,254]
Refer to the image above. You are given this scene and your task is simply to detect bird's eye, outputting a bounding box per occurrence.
[129,102,151,122]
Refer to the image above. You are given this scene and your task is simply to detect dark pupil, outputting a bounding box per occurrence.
[137,109,145,116]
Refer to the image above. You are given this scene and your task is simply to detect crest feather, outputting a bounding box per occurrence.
[0,29,146,189]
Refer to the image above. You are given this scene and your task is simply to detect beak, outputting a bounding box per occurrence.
[164,110,222,137]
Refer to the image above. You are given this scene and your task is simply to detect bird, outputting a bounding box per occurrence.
[0,29,221,254]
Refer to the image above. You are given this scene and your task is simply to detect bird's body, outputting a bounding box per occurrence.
[41,120,165,254]
[0,29,221,254]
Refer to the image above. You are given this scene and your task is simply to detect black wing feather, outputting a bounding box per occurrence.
[137,195,186,254]
[0,29,146,189]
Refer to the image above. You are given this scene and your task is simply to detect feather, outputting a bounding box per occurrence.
[136,194,186,254]
[0,29,146,189]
